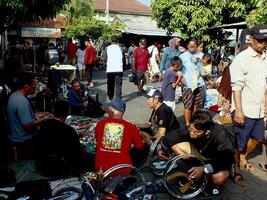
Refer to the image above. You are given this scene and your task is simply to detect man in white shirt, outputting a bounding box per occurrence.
[103,36,124,101]
[148,41,160,81]
[230,25,267,172]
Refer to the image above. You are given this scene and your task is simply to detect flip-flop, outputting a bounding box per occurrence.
[259,163,267,172]
[232,172,246,187]
[240,161,254,172]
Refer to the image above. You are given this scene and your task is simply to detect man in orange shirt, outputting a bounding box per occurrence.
[95,99,144,172]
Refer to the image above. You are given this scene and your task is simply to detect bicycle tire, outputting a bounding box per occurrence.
[53,186,83,200]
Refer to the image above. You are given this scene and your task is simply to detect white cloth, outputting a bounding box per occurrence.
[76,49,85,71]
[163,100,176,112]
[230,46,267,118]
[148,45,160,76]
[106,44,123,73]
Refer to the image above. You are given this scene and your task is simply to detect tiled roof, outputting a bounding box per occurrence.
[94,0,151,15]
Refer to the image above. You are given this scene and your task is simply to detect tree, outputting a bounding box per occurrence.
[247,0,267,25]
[64,0,120,42]
[0,0,69,32]
[151,0,250,42]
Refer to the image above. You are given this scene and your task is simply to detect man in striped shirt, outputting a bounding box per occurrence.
[230,25,267,172]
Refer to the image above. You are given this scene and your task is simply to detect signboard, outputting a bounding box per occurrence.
[21,27,61,38]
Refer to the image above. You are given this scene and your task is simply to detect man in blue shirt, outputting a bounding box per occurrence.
[161,56,183,112]
[180,39,206,128]
[67,79,88,115]
[7,72,52,159]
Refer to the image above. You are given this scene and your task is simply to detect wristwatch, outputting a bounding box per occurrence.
[203,164,213,174]
[203,165,209,174]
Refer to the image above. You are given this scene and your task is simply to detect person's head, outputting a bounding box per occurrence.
[71,79,81,92]
[14,72,37,95]
[168,37,181,49]
[53,99,70,119]
[139,38,147,49]
[189,110,213,139]
[197,40,205,52]
[170,56,182,71]
[79,40,86,50]
[249,25,267,54]
[48,43,55,49]
[84,39,91,47]
[68,38,73,43]
[202,54,212,66]
[111,36,118,43]
[187,38,198,54]
[108,99,126,118]
[144,89,163,109]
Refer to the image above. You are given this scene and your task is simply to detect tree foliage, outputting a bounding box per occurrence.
[151,0,250,42]
[247,0,267,25]
[0,0,69,32]
[64,0,120,42]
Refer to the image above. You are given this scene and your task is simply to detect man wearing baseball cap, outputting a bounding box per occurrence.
[136,89,180,158]
[132,38,150,95]
[230,24,267,176]
[95,99,144,172]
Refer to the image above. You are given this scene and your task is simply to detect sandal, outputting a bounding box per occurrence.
[259,163,267,172]
[240,161,254,172]
[232,173,246,187]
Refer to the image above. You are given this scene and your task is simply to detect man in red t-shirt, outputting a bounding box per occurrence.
[132,38,149,95]
[95,99,144,173]
[84,40,96,87]
[67,38,78,65]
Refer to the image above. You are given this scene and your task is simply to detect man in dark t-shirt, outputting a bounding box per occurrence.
[170,110,235,186]
[35,100,94,177]
[136,89,180,148]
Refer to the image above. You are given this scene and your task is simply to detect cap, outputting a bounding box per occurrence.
[250,25,267,40]
[110,99,126,113]
[144,89,163,100]
[140,38,147,44]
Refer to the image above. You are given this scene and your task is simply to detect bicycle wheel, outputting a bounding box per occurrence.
[53,186,83,200]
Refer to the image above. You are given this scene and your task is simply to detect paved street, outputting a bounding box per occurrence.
[90,69,267,200]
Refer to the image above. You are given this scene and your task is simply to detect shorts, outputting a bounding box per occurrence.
[135,71,147,85]
[182,86,205,109]
[232,112,265,151]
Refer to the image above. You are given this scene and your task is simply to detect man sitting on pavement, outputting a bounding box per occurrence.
[67,79,88,115]
[95,99,144,173]
[35,99,95,177]
[7,72,53,159]
[136,89,180,152]
[170,110,241,186]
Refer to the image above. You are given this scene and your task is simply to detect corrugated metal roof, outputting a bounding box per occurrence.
[115,15,180,36]
[209,22,247,29]
[94,0,151,15]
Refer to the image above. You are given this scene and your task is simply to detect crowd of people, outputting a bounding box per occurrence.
[1,25,267,193]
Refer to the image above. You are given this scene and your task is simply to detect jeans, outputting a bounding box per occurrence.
[107,72,123,99]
